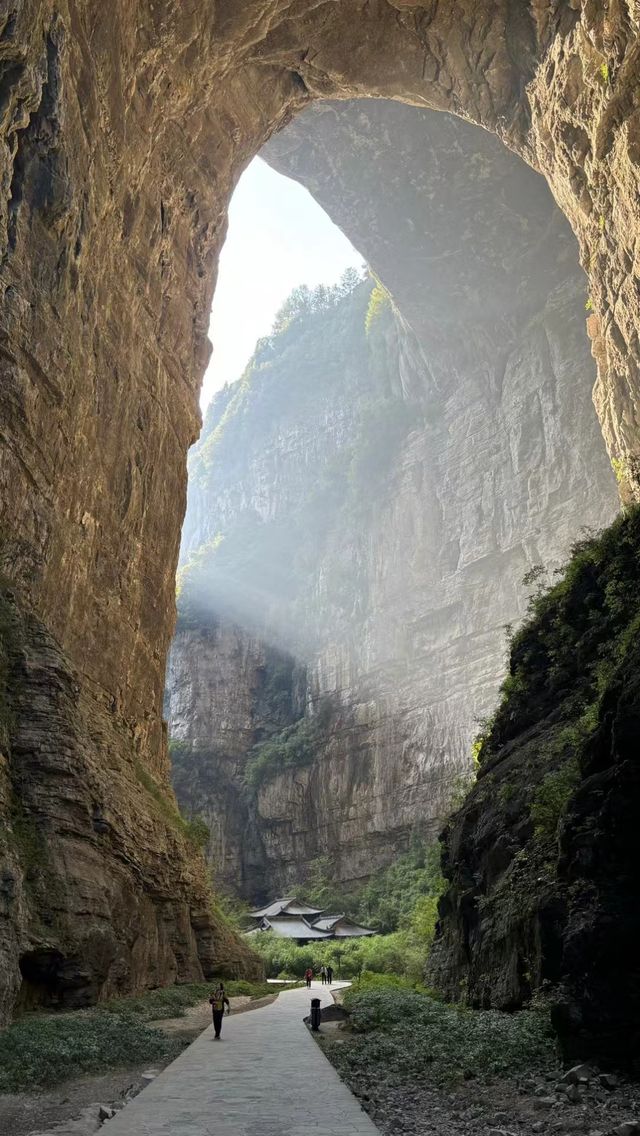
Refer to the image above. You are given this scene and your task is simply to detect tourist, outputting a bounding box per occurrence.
[320,964,327,985]
[304,966,314,988]
[209,983,231,1040]
[326,964,334,985]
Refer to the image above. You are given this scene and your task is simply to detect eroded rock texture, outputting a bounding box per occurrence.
[0,592,260,1024]
[430,508,640,1071]
[0,0,638,1026]
[168,626,306,900]
[166,99,617,903]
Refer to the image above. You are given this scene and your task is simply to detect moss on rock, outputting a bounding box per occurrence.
[431,507,640,1072]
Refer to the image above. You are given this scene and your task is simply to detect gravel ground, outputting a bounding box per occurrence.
[0,1065,154,1136]
[321,1036,640,1136]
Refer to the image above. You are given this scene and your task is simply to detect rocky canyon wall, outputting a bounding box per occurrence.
[0,2,285,1020]
[430,506,640,1070]
[166,100,618,904]
[1,0,639,1036]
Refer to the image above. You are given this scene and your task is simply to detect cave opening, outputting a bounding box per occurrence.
[0,0,637,1065]
[165,98,618,910]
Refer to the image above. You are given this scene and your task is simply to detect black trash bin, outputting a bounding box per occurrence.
[310,997,322,1032]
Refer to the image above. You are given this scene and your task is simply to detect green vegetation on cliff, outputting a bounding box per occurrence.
[364,280,391,335]
[133,759,209,849]
[176,273,419,637]
[244,701,332,787]
[478,507,640,772]
[432,506,640,1065]
[353,836,444,934]
[297,835,443,937]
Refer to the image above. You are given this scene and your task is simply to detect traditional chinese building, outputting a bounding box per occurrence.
[245,897,376,943]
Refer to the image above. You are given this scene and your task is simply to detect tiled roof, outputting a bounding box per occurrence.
[249,897,324,919]
[313,915,375,937]
[312,915,342,932]
[332,922,376,937]
[261,916,331,939]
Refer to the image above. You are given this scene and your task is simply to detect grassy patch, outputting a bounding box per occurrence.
[327,988,557,1087]
[0,1012,185,1093]
[133,760,208,848]
[101,980,275,1021]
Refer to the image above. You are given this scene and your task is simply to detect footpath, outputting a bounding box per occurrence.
[103,980,379,1136]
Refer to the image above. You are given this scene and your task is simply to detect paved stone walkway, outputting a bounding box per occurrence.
[104,981,379,1136]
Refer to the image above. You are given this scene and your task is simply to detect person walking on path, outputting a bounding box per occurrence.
[326,965,334,985]
[209,983,231,1039]
[320,965,327,985]
[304,967,313,989]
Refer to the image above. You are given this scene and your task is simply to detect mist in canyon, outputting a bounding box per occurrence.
[165,99,618,905]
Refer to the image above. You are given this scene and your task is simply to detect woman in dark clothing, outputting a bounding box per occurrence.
[209,983,231,1039]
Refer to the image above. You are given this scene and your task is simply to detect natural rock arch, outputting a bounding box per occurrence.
[0,1,638,1017]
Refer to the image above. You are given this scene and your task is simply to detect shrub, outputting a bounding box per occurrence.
[0,1012,185,1093]
[250,928,428,983]
[244,714,321,788]
[328,988,557,1086]
[101,979,274,1021]
[530,758,580,841]
[364,281,391,334]
[346,971,425,995]
[354,835,444,934]
[611,456,627,485]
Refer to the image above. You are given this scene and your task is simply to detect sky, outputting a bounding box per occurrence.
[200,157,365,410]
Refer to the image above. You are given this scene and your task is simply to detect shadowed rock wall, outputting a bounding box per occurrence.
[429,507,640,1071]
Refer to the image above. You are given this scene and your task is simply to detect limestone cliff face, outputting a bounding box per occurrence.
[0,5,275,1018]
[167,623,306,899]
[166,100,618,904]
[0,592,261,1024]
[2,0,639,1033]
